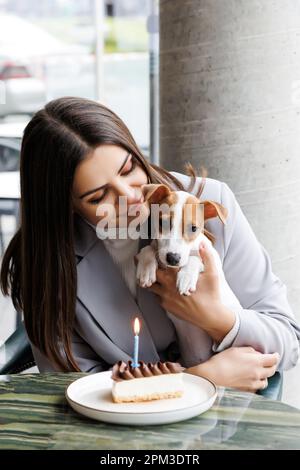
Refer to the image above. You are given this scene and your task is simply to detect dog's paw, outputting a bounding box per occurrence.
[136,246,158,288]
[136,260,157,287]
[176,268,199,296]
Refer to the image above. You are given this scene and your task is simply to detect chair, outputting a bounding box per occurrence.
[0,321,36,374]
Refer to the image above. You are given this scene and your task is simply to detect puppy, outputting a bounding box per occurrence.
[136,183,243,367]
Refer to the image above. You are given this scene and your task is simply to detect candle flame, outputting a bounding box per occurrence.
[133,317,140,335]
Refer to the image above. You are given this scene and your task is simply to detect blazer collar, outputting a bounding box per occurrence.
[73,213,99,259]
[73,213,176,363]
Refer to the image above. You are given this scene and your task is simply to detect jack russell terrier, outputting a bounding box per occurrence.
[135,182,243,367]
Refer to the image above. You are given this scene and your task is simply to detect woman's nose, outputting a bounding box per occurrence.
[113,180,138,203]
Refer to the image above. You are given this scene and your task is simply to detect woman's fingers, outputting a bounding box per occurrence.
[260,364,278,379]
[250,352,279,390]
[147,282,163,296]
[155,268,167,283]
[199,244,218,275]
[256,352,279,383]
[155,266,179,283]
[257,378,268,390]
[261,352,280,368]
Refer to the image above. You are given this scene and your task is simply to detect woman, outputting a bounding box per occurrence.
[1,96,299,392]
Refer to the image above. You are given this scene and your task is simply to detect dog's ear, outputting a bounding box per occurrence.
[201,200,228,224]
[141,184,171,204]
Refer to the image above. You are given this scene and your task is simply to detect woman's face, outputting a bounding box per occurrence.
[72,144,149,229]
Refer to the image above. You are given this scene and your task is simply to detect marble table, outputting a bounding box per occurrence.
[0,373,300,450]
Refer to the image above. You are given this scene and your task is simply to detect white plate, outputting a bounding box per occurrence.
[66,371,217,426]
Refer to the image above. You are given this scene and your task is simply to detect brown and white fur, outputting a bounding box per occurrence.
[136,183,243,367]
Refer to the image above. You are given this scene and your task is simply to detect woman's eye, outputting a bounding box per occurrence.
[88,157,137,205]
[90,198,102,206]
[90,196,105,205]
[122,156,137,175]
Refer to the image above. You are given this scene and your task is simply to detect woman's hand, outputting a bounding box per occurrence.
[141,243,236,343]
[185,347,280,392]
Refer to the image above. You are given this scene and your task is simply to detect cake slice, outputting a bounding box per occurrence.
[111,360,185,403]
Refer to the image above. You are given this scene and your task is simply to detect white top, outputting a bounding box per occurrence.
[84,219,140,300]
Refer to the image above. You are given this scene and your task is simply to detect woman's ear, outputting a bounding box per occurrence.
[141,183,171,205]
[201,200,228,224]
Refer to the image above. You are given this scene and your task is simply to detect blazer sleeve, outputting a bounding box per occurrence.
[221,181,300,370]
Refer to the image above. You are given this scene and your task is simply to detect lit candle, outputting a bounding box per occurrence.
[132,317,140,368]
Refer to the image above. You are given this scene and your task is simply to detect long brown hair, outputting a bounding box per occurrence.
[0,96,208,371]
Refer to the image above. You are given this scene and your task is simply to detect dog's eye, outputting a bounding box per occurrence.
[191,225,198,232]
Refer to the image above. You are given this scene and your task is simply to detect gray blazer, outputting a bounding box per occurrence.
[31,171,300,372]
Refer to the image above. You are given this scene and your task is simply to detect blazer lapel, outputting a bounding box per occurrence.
[73,213,176,363]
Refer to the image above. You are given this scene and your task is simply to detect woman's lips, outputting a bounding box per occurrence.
[128,197,144,214]
[129,201,143,210]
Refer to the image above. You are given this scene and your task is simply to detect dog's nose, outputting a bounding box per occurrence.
[166,252,181,266]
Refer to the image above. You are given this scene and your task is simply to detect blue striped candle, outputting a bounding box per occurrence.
[132,317,140,368]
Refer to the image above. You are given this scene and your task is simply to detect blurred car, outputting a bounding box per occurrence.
[0,14,89,117]
[0,121,26,171]
[0,59,46,117]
